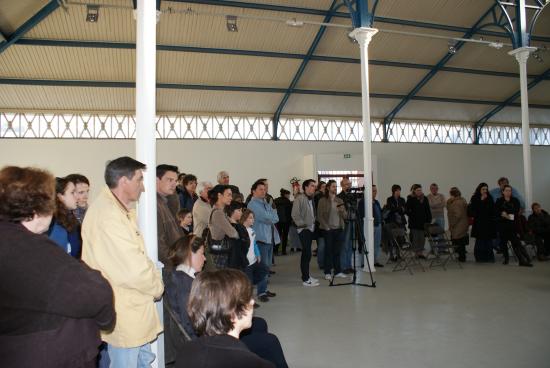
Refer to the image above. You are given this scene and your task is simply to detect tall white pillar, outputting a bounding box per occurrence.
[350,27,378,272]
[135,0,161,366]
[509,46,536,214]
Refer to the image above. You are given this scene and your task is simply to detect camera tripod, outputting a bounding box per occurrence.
[330,208,376,288]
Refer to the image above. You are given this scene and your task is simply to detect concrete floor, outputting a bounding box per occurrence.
[254,251,550,368]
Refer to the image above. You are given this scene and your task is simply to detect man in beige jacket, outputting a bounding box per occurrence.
[82,156,164,367]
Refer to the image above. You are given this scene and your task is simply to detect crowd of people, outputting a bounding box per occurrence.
[1,157,549,368]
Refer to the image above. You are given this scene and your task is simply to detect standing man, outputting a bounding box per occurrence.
[338,177,353,273]
[217,170,241,200]
[156,164,184,269]
[317,180,348,281]
[490,177,525,209]
[82,157,164,367]
[193,181,213,238]
[427,183,446,230]
[66,173,90,223]
[247,180,279,273]
[292,179,319,287]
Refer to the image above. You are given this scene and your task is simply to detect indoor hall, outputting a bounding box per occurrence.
[0,1,549,368]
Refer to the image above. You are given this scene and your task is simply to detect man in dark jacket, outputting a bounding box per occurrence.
[406,184,432,258]
[274,189,292,255]
[528,203,550,260]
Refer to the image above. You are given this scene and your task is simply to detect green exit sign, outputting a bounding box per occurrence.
[343,154,351,159]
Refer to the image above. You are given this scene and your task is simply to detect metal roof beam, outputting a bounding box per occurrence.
[382,4,500,140]
[473,67,550,143]
[0,77,549,110]
[0,1,60,55]
[271,0,339,140]
[16,38,549,80]
[169,0,550,43]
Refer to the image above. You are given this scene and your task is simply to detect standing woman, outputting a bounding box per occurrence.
[208,184,239,269]
[468,183,497,263]
[446,187,469,262]
[0,166,115,368]
[495,185,532,266]
[48,177,82,258]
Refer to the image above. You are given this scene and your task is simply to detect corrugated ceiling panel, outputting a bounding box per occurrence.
[157,51,298,87]
[25,1,135,42]
[398,100,498,122]
[231,0,334,10]
[157,89,282,114]
[282,94,362,117]
[296,62,428,95]
[527,81,550,105]
[0,45,135,82]
[375,0,494,28]
[158,3,324,54]
[418,72,520,101]
[532,8,550,37]
[446,41,550,75]
[492,106,550,125]
[0,0,49,35]
[0,85,134,112]
[315,20,464,65]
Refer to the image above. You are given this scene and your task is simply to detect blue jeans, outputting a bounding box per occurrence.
[433,216,445,230]
[374,224,382,262]
[316,236,325,269]
[340,224,352,271]
[108,343,155,368]
[245,261,269,296]
[257,241,273,271]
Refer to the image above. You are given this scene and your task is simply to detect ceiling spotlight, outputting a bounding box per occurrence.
[286,18,304,27]
[86,4,99,23]
[226,15,238,32]
[448,40,457,54]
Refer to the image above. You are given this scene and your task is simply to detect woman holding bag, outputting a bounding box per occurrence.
[207,184,239,269]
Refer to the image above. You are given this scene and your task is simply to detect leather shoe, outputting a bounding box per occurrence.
[258,295,270,303]
[374,263,384,268]
[266,291,276,297]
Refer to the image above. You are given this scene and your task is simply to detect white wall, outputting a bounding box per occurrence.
[1,139,549,208]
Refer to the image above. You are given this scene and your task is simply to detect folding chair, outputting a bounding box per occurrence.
[425,223,462,270]
[390,227,425,275]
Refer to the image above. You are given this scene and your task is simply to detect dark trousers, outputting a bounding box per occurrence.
[500,231,530,264]
[240,317,289,368]
[452,236,468,262]
[474,238,495,262]
[276,222,290,254]
[535,233,550,256]
[298,229,313,282]
[324,228,343,275]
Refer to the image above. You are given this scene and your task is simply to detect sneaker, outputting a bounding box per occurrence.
[334,272,347,278]
[324,274,332,280]
[303,279,320,287]
[309,276,319,283]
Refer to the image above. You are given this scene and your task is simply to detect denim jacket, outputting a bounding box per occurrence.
[247,197,280,245]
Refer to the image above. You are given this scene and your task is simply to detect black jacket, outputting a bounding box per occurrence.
[495,197,521,235]
[528,210,550,235]
[468,194,497,240]
[385,196,407,227]
[0,221,115,368]
[406,196,432,230]
[274,196,292,224]
[175,334,275,368]
[228,223,251,270]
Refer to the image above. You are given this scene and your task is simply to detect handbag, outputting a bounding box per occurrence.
[206,210,231,255]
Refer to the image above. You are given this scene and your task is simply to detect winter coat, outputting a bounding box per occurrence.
[0,221,114,368]
[157,193,184,269]
[317,195,347,231]
[468,194,497,239]
[406,196,432,230]
[528,210,550,235]
[82,186,164,348]
[495,197,521,236]
[274,196,292,224]
[446,196,469,239]
[385,196,407,227]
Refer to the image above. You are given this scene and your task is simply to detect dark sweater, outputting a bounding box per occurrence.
[0,221,115,368]
[175,334,275,368]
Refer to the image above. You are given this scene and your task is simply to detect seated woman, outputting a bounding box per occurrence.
[48,177,82,258]
[528,203,550,261]
[165,235,288,368]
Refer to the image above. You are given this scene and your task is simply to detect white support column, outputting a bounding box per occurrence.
[509,46,536,215]
[350,27,378,272]
[135,0,161,366]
